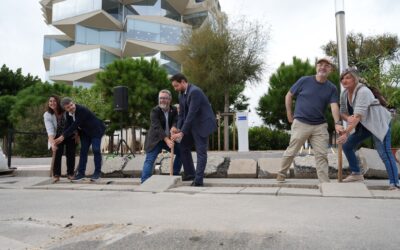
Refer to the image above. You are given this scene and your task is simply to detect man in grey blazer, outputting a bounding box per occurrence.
[140,89,182,183]
[170,73,216,186]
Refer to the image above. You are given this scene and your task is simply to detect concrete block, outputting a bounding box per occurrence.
[135,175,181,192]
[278,187,321,197]
[320,182,372,198]
[101,155,131,174]
[258,158,293,178]
[123,154,146,177]
[293,153,350,179]
[358,147,399,179]
[227,159,257,178]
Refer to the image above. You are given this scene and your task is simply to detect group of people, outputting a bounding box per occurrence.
[141,73,216,186]
[276,57,399,190]
[44,65,399,190]
[43,96,105,183]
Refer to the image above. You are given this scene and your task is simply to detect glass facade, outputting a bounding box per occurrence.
[102,0,123,22]
[76,25,121,49]
[161,53,181,75]
[129,0,181,22]
[183,11,208,28]
[50,48,117,76]
[43,38,74,57]
[133,52,181,75]
[126,18,188,45]
[53,0,102,22]
[44,0,220,84]
[73,81,93,88]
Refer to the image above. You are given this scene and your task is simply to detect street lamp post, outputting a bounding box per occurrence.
[335,0,348,182]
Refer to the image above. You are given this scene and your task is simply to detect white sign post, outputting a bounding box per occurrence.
[236,112,249,152]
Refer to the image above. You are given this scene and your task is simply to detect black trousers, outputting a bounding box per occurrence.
[53,136,76,177]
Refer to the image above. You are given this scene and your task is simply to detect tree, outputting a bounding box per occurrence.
[322,32,400,105]
[0,64,40,96]
[95,57,172,135]
[257,57,315,130]
[0,64,41,139]
[9,82,74,125]
[7,82,74,157]
[257,57,339,133]
[180,16,267,150]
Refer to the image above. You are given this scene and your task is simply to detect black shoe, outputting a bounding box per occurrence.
[182,175,195,181]
[190,181,203,187]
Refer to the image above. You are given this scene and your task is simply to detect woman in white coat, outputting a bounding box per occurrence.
[43,95,77,182]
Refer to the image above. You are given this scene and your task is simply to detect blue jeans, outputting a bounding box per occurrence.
[141,141,182,183]
[342,124,399,186]
[77,134,102,176]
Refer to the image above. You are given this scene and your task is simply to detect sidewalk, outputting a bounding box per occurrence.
[1,175,399,200]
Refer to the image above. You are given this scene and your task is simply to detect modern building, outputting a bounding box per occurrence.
[40,0,222,88]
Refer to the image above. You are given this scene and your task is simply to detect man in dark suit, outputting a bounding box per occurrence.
[55,97,105,182]
[170,73,217,186]
[141,89,182,183]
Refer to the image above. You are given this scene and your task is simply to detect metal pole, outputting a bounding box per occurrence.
[335,0,348,182]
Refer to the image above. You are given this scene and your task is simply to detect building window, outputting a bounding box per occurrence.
[53,0,102,22]
[75,25,121,49]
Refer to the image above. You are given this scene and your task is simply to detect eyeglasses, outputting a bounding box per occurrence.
[159,97,170,100]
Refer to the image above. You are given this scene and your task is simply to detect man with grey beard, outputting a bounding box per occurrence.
[140,89,182,183]
[276,57,342,183]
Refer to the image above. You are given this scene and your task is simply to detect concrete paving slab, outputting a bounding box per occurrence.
[168,186,209,193]
[239,187,279,195]
[201,187,245,194]
[135,175,181,192]
[0,235,33,249]
[320,182,372,198]
[25,183,87,190]
[76,184,135,192]
[204,178,319,189]
[227,159,257,178]
[370,190,400,199]
[278,187,321,197]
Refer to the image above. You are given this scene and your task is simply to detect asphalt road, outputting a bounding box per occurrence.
[1,188,399,250]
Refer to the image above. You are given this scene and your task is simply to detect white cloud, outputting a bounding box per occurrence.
[0,0,398,125]
[220,0,400,126]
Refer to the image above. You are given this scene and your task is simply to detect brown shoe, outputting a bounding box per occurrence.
[67,175,74,181]
[52,176,60,183]
[342,174,364,182]
[276,174,286,183]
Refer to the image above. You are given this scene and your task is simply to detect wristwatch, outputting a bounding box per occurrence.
[335,121,343,125]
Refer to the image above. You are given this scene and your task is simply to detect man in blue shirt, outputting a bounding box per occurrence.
[277,57,342,183]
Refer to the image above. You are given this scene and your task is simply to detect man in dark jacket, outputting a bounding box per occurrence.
[141,89,182,183]
[170,73,216,186]
[55,97,105,182]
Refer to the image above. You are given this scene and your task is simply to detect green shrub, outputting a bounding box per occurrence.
[248,126,290,150]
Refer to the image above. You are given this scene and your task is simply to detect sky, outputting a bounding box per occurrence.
[0,0,399,126]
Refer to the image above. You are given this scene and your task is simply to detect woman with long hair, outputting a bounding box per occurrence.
[43,95,77,182]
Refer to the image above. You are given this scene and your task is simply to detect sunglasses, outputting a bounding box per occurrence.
[340,66,358,80]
